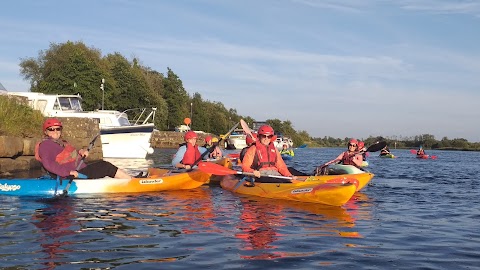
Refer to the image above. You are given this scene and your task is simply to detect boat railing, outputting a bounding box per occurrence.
[121,107,157,125]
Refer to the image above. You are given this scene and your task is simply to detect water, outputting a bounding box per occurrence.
[1,148,479,269]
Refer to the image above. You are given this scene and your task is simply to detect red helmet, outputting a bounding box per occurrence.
[205,135,212,142]
[43,118,63,131]
[357,141,365,149]
[246,133,257,145]
[257,125,274,136]
[349,138,358,145]
[184,131,197,140]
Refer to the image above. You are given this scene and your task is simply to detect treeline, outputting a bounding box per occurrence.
[17,41,478,150]
[312,134,480,151]
[18,41,311,145]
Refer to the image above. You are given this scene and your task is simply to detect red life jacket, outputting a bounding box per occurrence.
[251,143,277,170]
[182,143,201,165]
[34,138,79,164]
[341,151,358,167]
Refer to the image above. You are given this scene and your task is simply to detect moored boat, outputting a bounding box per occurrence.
[0,168,211,197]
[220,175,357,206]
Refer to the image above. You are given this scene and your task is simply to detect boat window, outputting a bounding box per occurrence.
[58,97,73,110]
[118,117,131,126]
[69,98,83,111]
[53,99,61,110]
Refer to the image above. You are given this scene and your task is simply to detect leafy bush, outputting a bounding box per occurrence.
[0,95,44,138]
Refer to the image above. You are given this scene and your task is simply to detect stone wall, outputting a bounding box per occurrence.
[0,122,220,176]
[150,130,214,148]
[0,117,102,176]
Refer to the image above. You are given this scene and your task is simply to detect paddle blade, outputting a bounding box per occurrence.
[197,161,239,176]
[366,141,387,152]
[410,149,417,154]
[240,119,253,137]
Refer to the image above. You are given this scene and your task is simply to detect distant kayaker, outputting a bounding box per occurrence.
[36,118,131,179]
[172,131,208,169]
[417,146,426,156]
[241,125,298,182]
[280,144,295,157]
[380,146,391,156]
[322,138,364,168]
[239,133,257,162]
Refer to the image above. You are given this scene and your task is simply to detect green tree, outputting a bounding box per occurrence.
[163,68,189,130]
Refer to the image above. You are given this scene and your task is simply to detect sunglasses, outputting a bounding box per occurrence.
[259,134,273,139]
[348,144,357,147]
[47,127,63,132]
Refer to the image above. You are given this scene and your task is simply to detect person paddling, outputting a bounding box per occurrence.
[36,118,131,179]
[239,133,257,162]
[380,146,391,156]
[279,144,295,157]
[320,138,364,169]
[417,146,426,156]
[172,131,207,169]
[241,125,297,183]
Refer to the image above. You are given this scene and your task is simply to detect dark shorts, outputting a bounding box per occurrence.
[79,160,118,179]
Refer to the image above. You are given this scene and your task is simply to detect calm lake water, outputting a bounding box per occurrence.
[1,148,479,269]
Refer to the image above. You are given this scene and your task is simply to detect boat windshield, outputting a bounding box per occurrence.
[56,97,83,111]
[118,115,131,126]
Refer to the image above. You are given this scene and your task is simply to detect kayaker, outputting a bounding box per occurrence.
[280,144,294,157]
[322,138,363,168]
[36,118,131,179]
[203,135,213,149]
[380,146,391,156]
[208,137,223,159]
[357,141,367,161]
[417,146,426,156]
[239,133,257,162]
[172,131,207,169]
[241,125,297,182]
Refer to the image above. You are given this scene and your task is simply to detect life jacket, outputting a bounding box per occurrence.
[35,138,79,165]
[250,143,277,170]
[340,151,357,167]
[182,143,201,165]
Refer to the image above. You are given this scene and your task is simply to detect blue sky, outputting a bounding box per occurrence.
[1,0,480,142]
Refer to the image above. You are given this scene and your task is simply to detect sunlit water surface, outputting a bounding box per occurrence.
[1,148,479,269]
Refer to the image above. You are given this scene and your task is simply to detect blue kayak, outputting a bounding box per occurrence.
[281,154,294,160]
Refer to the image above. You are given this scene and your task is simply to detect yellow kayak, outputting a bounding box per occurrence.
[220,175,357,206]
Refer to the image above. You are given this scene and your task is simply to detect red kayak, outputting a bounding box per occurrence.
[416,154,429,159]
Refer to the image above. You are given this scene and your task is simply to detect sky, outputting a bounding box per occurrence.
[1,0,480,142]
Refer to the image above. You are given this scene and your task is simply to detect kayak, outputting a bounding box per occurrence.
[327,164,365,174]
[380,153,395,158]
[220,175,357,206]
[0,167,212,197]
[281,153,294,160]
[361,161,369,167]
[417,154,429,159]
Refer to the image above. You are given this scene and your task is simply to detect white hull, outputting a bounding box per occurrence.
[100,124,154,158]
[225,135,247,150]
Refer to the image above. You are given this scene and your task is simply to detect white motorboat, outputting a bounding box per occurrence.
[274,136,294,151]
[224,128,247,150]
[7,92,156,159]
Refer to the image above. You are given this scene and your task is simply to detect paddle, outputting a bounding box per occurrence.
[363,141,387,153]
[197,161,293,180]
[240,119,253,138]
[59,134,100,196]
[190,121,240,168]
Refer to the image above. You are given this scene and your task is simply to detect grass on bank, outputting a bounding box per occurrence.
[0,95,44,138]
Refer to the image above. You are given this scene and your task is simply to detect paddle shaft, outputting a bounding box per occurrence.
[190,121,240,168]
[61,134,100,195]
